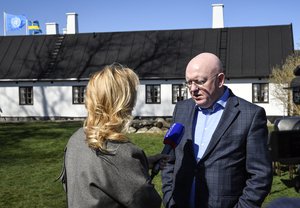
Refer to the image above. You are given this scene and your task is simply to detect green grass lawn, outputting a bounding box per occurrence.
[0,121,299,208]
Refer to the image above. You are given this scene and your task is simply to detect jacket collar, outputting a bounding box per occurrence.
[200,89,240,160]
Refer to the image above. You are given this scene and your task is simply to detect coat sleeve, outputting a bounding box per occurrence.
[235,107,273,208]
[94,145,162,208]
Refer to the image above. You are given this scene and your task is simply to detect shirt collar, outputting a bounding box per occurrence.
[197,87,230,114]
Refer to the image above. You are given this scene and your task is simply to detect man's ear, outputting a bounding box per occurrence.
[218,73,225,88]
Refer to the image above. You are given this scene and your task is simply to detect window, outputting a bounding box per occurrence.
[73,86,86,104]
[293,87,300,104]
[252,83,269,103]
[146,85,161,104]
[19,87,33,105]
[172,84,188,103]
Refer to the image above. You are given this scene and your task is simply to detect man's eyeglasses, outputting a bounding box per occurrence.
[184,73,220,89]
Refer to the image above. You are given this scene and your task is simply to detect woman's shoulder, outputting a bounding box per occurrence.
[71,127,85,138]
[107,141,148,165]
[67,128,85,145]
[65,128,90,155]
[107,140,144,156]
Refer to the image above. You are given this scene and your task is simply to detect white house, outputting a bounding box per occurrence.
[0,22,294,122]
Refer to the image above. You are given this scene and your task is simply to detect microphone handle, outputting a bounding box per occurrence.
[150,163,160,182]
[149,144,172,183]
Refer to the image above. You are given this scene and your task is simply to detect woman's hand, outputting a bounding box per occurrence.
[147,154,170,170]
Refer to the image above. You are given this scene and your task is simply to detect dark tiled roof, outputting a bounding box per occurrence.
[0,24,294,81]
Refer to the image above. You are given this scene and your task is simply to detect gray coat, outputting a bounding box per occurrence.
[60,128,161,208]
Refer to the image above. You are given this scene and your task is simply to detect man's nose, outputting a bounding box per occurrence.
[190,82,199,91]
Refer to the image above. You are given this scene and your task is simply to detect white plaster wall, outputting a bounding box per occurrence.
[0,84,20,117]
[34,85,86,117]
[0,82,87,118]
[263,83,287,116]
[133,80,178,117]
[225,79,287,117]
[0,78,288,118]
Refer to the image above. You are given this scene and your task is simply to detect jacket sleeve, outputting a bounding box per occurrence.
[161,103,179,208]
[235,107,273,208]
[161,150,176,208]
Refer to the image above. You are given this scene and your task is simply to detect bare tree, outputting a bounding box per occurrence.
[269,52,300,115]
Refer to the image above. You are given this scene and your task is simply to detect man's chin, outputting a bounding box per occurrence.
[192,98,209,108]
[193,98,205,106]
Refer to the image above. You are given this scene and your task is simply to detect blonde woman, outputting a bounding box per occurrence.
[60,64,164,208]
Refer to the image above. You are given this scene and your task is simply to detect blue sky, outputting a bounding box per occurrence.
[1,0,300,48]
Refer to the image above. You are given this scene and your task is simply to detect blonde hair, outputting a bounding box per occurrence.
[83,63,139,152]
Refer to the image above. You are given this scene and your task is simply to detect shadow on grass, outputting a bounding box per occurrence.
[0,121,82,143]
[0,121,83,161]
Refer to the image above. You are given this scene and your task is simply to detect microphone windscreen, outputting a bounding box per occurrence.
[163,123,184,148]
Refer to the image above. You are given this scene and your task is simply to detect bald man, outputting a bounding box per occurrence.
[161,52,272,208]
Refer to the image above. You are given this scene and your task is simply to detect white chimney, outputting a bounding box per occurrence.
[212,4,224,28]
[66,12,78,34]
[46,23,59,35]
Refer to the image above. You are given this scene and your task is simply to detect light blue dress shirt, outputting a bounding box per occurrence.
[190,87,230,208]
[194,87,230,160]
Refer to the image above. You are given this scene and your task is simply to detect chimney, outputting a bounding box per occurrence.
[212,4,224,28]
[46,23,59,35]
[66,12,78,34]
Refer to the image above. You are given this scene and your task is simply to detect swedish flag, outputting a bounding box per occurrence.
[28,20,42,35]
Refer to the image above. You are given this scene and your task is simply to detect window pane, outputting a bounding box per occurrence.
[172,84,188,103]
[73,86,86,104]
[253,84,259,102]
[262,84,269,102]
[146,85,161,104]
[252,83,268,103]
[19,87,33,105]
[293,88,300,104]
[172,85,180,103]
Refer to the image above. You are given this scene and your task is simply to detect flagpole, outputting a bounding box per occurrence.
[3,12,6,36]
[26,19,28,35]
